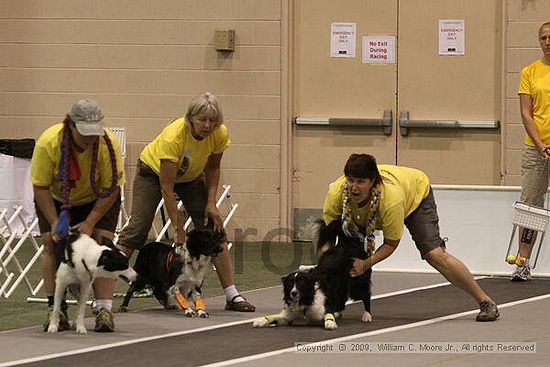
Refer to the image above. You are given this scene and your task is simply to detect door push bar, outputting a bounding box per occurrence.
[398,110,500,137]
[295,109,393,136]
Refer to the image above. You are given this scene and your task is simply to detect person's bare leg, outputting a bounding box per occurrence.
[211,242,234,288]
[518,227,535,261]
[91,229,117,301]
[40,233,57,295]
[424,247,494,304]
[212,242,255,312]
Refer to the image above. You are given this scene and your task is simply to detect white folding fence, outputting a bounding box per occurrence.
[152,184,238,248]
[108,127,130,237]
[0,205,42,299]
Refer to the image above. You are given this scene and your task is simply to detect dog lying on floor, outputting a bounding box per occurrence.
[47,232,135,334]
[252,219,372,330]
[119,228,224,318]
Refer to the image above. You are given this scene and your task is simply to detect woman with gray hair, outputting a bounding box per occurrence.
[117,92,255,312]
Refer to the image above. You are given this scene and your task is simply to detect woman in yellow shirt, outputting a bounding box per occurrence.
[117,92,254,312]
[31,99,125,332]
[514,22,550,281]
[323,154,499,322]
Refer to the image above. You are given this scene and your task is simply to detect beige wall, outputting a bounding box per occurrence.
[0,0,284,241]
[1,0,547,240]
[504,0,550,185]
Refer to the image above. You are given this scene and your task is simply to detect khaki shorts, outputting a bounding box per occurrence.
[404,188,446,259]
[520,146,549,208]
[118,160,209,250]
[35,194,121,234]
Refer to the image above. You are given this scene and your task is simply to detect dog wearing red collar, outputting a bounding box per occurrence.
[119,229,224,318]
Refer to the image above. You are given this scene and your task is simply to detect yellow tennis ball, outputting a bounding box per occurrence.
[506,254,517,264]
[515,256,526,266]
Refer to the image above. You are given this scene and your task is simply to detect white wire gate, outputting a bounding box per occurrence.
[0,205,42,299]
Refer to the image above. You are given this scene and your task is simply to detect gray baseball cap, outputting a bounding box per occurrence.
[69,99,105,136]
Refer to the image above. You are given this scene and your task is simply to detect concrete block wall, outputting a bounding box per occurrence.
[0,0,284,241]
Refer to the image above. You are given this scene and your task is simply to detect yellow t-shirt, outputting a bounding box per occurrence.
[30,123,125,206]
[518,59,550,146]
[323,165,431,241]
[140,117,230,183]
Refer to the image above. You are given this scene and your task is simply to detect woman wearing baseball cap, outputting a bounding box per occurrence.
[31,99,125,332]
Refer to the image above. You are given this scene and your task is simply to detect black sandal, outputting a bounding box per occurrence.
[225,295,255,312]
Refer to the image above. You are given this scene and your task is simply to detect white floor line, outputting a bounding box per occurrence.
[344,276,485,305]
[0,276,504,367]
[200,293,550,367]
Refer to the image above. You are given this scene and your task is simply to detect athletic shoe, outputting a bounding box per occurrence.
[90,300,100,315]
[476,301,499,322]
[511,265,531,282]
[43,306,71,332]
[94,308,115,332]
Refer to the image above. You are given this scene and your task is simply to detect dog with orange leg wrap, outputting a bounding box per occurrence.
[119,229,224,317]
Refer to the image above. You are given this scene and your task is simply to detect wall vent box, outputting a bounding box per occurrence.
[214,29,235,51]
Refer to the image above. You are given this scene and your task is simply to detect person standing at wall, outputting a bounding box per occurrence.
[514,22,550,281]
[116,92,255,312]
[31,99,125,332]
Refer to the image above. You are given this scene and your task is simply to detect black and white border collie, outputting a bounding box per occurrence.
[47,232,135,334]
[119,228,224,318]
[253,219,372,330]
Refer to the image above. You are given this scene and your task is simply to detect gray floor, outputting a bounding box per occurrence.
[0,272,548,367]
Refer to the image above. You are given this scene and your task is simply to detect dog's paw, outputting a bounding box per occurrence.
[47,323,59,333]
[324,319,338,330]
[184,308,196,317]
[361,311,373,323]
[75,323,87,335]
[197,310,209,318]
[118,305,128,313]
[252,317,270,328]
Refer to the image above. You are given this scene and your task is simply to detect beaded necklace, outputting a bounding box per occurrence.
[53,123,118,238]
[341,183,382,255]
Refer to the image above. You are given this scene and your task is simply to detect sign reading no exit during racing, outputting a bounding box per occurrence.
[362,35,395,64]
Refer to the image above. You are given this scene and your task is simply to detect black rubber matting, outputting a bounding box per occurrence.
[18,278,550,367]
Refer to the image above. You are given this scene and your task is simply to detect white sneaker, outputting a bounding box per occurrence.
[511,265,531,281]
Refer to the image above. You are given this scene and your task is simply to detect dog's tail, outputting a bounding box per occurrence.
[311,219,342,257]
[311,219,324,255]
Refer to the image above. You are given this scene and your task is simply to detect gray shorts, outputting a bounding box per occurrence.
[520,146,549,208]
[404,188,446,259]
[118,160,209,250]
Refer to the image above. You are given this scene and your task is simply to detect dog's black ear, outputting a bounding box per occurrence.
[67,230,80,244]
[213,229,227,243]
[281,273,294,302]
[99,236,115,249]
[185,229,201,259]
[98,249,129,272]
[186,228,225,258]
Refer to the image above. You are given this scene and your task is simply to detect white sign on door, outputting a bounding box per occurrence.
[330,22,356,58]
[362,35,396,64]
[439,20,465,56]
